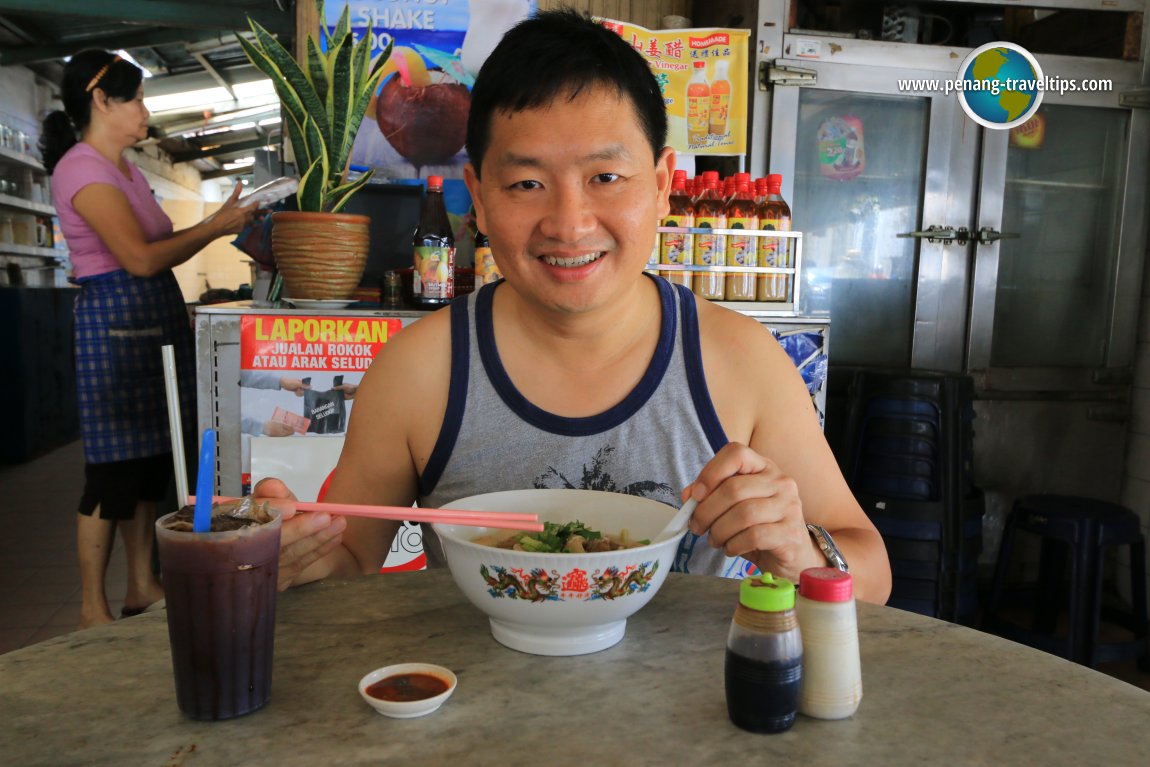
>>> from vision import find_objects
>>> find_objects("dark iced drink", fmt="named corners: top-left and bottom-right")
top-left (156, 500), bottom-right (281, 721)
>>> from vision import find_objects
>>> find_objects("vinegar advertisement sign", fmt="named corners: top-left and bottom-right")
top-left (598, 18), bottom-right (749, 156)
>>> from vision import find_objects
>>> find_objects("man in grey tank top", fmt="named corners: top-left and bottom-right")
top-left (257, 10), bottom-right (892, 604)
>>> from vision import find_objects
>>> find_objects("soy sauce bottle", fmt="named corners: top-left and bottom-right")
top-left (725, 571), bottom-right (803, 734)
top-left (412, 175), bottom-right (455, 306)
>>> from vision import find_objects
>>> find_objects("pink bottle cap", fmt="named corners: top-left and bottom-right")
top-left (799, 567), bottom-right (853, 602)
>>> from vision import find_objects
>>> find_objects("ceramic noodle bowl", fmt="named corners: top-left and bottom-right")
top-left (432, 489), bottom-right (687, 656)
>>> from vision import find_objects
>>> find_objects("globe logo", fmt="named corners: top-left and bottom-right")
top-left (957, 42), bottom-right (1044, 130)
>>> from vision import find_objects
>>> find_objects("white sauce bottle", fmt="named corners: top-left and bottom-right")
top-left (795, 567), bottom-right (862, 719)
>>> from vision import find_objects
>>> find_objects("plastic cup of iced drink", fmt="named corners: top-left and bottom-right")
top-left (155, 499), bottom-right (281, 720)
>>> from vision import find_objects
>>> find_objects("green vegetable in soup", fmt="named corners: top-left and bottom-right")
top-left (477, 520), bottom-right (650, 553)
top-left (517, 521), bottom-right (601, 553)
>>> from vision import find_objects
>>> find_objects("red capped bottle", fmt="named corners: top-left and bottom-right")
top-left (659, 169), bottom-right (694, 287)
top-left (724, 178), bottom-right (758, 301)
top-left (413, 175), bottom-right (455, 306)
top-left (756, 173), bottom-right (792, 302)
top-left (795, 567), bottom-right (862, 719)
top-left (693, 170), bottom-right (726, 301)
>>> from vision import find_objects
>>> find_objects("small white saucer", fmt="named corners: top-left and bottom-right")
top-left (358, 663), bottom-right (457, 719)
top-left (287, 298), bottom-right (355, 309)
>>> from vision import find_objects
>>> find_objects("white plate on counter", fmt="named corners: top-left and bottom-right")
top-left (286, 298), bottom-right (356, 309)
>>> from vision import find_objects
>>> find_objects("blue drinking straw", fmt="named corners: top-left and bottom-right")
top-left (193, 428), bottom-right (216, 533)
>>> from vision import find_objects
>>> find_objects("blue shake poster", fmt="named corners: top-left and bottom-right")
top-left (329, 0), bottom-right (536, 183)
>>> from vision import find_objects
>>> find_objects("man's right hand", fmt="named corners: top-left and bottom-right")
top-left (252, 477), bottom-right (347, 591)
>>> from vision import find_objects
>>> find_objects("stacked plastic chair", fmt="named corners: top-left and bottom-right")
top-left (829, 368), bottom-right (983, 623)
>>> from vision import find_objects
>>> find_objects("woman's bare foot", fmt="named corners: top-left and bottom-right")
top-left (78, 610), bottom-right (115, 630)
top-left (121, 581), bottom-right (165, 617)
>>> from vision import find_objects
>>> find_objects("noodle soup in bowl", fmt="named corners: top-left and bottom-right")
top-left (432, 489), bottom-right (687, 656)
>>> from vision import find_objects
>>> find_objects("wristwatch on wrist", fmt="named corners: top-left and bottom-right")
top-left (807, 524), bottom-right (849, 572)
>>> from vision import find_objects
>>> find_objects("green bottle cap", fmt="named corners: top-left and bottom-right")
top-left (739, 571), bottom-right (796, 612)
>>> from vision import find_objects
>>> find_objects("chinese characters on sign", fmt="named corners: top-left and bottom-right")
top-left (598, 18), bottom-right (749, 155)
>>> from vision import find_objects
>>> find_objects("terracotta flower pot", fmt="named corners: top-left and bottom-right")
top-left (271, 211), bottom-right (371, 300)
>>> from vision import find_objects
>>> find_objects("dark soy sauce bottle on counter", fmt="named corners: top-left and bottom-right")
top-left (412, 175), bottom-right (455, 307)
top-left (725, 571), bottom-right (803, 734)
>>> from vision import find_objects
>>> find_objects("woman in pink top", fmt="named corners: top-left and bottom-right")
top-left (40, 50), bottom-right (257, 628)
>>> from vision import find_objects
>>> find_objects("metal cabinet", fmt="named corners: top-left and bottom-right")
top-left (752, 5), bottom-right (1150, 555)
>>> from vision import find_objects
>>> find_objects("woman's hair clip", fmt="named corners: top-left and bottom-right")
top-left (85, 54), bottom-right (122, 93)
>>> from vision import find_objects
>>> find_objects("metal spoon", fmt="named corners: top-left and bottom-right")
top-left (654, 497), bottom-right (698, 543)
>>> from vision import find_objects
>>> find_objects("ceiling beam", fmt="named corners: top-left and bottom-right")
top-left (0, 27), bottom-right (227, 66)
top-left (154, 103), bottom-right (278, 137)
top-left (169, 135), bottom-right (273, 163)
top-left (192, 51), bottom-right (236, 100)
top-left (0, 12), bottom-right (38, 43)
top-left (201, 165), bottom-right (252, 180)
top-left (0, 1), bottom-right (292, 37)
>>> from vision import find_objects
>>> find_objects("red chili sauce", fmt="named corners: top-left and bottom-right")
top-left (366, 673), bottom-right (449, 702)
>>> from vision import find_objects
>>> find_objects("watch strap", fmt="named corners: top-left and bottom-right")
top-left (807, 523), bottom-right (849, 572)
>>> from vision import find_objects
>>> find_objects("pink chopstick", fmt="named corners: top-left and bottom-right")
top-left (190, 495), bottom-right (544, 531)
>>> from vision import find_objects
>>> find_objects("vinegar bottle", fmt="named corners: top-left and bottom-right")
top-left (412, 175), bottom-right (455, 306)
top-left (686, 61), bottom-right (710, 149)
top-left (754, 177), bottom-right (768, 204)
top-left (795, 568), bottom-right (862, 720)
top-left (756, 173), bottom-right (792, 302)
top-left (693, 171), bottom-right (726, 300)
top-left (659, 169), bottom-right (694, 287)
top-left (709, 59), bottom-right (731, 137)
top-left (724, 178), bottom-right (758, 301)
top-left (725, 571), bottom-right (803, 734)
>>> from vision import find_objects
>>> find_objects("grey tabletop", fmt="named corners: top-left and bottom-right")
top-left (3, 570), bottom-right (1148, 766)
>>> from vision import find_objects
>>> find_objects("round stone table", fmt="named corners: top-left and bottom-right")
top-left (2, 571), bottom-right (1148, 766)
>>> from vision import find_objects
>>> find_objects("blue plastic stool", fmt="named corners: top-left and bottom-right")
top-left (984, 495), bottom-right (1149, 667)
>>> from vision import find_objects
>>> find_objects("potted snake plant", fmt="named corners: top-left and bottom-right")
top-left (239, 0), bottom-right (392, 299)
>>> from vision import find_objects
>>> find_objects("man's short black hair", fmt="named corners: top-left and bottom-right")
top-left (465, 8), bottom-right (668, 177)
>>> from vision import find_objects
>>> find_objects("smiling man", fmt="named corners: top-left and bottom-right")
top-left (261, 9), bottom-right (891, 603)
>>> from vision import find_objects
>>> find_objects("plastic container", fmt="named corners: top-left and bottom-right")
top-left (725, 571), bottom-right (803, 734)
top-left (795, 567), bottom-right (862, 719)
top-left (238, 176), bottom-right (299, 209)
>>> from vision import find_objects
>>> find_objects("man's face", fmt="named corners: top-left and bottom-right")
top-left (464, 85), bottom-right (673, 315)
